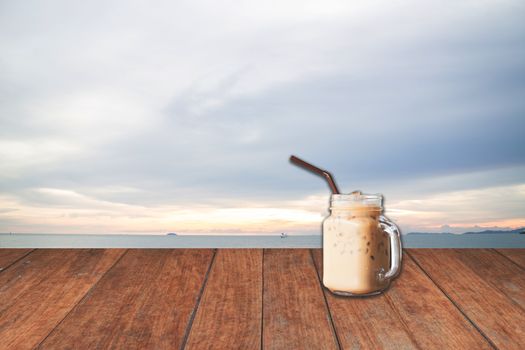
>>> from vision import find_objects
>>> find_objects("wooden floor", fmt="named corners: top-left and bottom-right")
top-left (0, 249), bottom-right (524, 349)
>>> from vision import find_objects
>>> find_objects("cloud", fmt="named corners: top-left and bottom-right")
top-left (0, 0), bottom-right (524, 233)
top-left (386, 183), bottom-right (525, 232)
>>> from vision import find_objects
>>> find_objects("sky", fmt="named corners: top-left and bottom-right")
top-left (1, 0), bottom-right (524, 235)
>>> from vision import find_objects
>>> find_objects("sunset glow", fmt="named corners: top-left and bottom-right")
top-left (1, 180), bottom-right (523, 234)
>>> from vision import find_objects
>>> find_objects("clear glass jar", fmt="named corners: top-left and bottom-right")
top-left (322, 192), bottom-right (402, 296)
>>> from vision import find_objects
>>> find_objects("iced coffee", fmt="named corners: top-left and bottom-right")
top-left (323, 192), bottom-right (401, 296)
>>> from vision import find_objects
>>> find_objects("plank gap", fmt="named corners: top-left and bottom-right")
top-left (0, 249), bottom-right (125, 349)
top-left (311, 249), bottom-right (420, 349)
top-left (179, 248), bottom-right (217, 350)
top-left (35, 249), bottom-right (129, 349)
top-left (262, 249), bottom-right (339, 349)
top-left (38, 250), bottom-right (214, 349)
top-left (0, 249), bottom-right (35, 273)
top-left (184, 249), bottom-right (262, 349)
top-left (383, 292), bottom-right (423, 350)
top-left (405, 250), bottom-right (497, 350)
top-left (309, 249), bottom-right (342, 350)
top-left (492, 249), bottom-right (525, 271)
top-left (260, 249), bottom-right (264, 350)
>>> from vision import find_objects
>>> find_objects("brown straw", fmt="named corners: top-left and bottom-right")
top-left (290, 155), bottom-right (340, 194)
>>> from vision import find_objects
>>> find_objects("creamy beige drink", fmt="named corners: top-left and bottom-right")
top-left (323, 193), bottom-right (398, 296)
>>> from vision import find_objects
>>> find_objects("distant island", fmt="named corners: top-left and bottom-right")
top-left (406, 228), bottom-right (525, 235)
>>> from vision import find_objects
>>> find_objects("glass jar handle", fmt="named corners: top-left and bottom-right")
top-left (378, 215), bottom-right (402, 281)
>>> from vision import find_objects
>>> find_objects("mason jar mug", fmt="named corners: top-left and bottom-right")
top-left (322, 192), bottom-right (402, 296)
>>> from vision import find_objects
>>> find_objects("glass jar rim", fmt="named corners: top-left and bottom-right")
top-left (330, 191), bottom-right (383, 209)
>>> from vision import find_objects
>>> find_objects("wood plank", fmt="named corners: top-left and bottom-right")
top-left (409, 249), bottom-right (525, 349)
top-left (0, 249), bottom-right (32, 271)
top-left (311, 249), bottom-right (418, 349)
top-left (185, 249), bottom-right (262, 349)
top-left (386, 252), bottom-right (491, 349)
top-left (0, 249), bottom-right (125, 350)
top-left (447, 249), bottom-right (525, 309)
top-left (39, 249), bottom-right (214, 350)
top-left (263, 249), bottom-right (339, 350)
top-left (496, 249), bottom-right (525, 269)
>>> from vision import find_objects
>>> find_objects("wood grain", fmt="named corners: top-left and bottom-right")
top-left (446, 249), bottom-right (525, 309)
top-left (0, 248), bottom-right (523, 348)
top-left (0, 249), bottom-right (124, 350)
top-left (39, 249), bottom-right (213, 350)
top-left (0, 249), bottom-right (32, 271)
top-left (409, 249), bottom-right (525, 349)
top-left (185, 249), bottom-right (262, 349)
top-left (496, 249), bottom-right (525, 269)
top-left (311, 249), bottom-right (418, 349)
top-left (263, 249), bottom-right (339, 350)
top-left (387, 252), bottom-right (492, 349)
